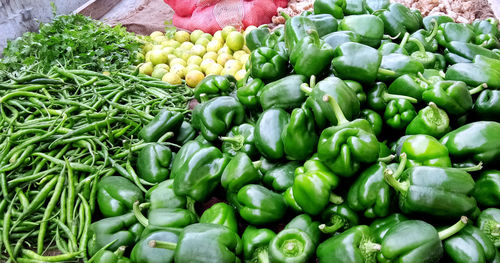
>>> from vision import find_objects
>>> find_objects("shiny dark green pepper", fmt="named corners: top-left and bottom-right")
top-left (405, 102), bottom-right (450, 138)
top-left (220, 123), bottom-right (258, 160)
top-left (136, 143), bottom-right (172, 184)
top-left (146, 179), bottom-right (185, 210)
top-left (138, 109), bottom-right (183, 142)
top-left (307, 14), bottom-right (338, 37)
top-left (97, 176), bottom-right (144, 217)
top-left (339, 14), bottom-right (384, 47)
top-left (319, 203), bottom-right (359, 234)
top-left (383, 98), bottom-right (417, 130)
top-left (194, 75), bottom-right (235, 102)
top-left (285, 214), bottom-right (321, 246)
top-left (242, 226), bottom-right (276, 261)
top-left (221, 152), bottom-right (261, 193)
top-left (344, 80), bottom-right (366, 106)
top-left (377, 53), bottom-right (424, 82)
top-left (290, 30), bottom-right (334, 77)
top-left (236, 184), bottom-right (286, 225)
top-left (282, 106), bottom-right (318, 161)
top-left (173, 121), bottom-right (196, 146)
top-left (254, 108), bottom-right (290, 160)
top-left (331, 42), bottom-right (382, 84)
top-left (259, 75), bottom-right (307, 111)
top-left (422, 80), bottom-right (474, 117)
top-left (249, 47), bottom-right (287, 81)
top-left (367, 82), bottom-right (418, 112)
top-left (370, 213), bottom-right (408, 242)
top-left (476, 208), bottom-right (500, 247)
top-left (236, 78), bottom-right (264, 110)
top-left (262, 161), bottom-right (300, 192)
top-left (444, 225), bottom-right (497, 263)
top-left (313, 0), bottom-right (346, 19)
top-left (436, 22), bottom-right (475, 47)
top-left (93, 247), bottom-right (130, 263)
top-left (245, 25), bottom-right (270, 51)
top-left (199, 202), bottom-right (238, 233)
top-left (376, 3), bottom-right (422, 38)
top-left (361, 109), bottom-right (383, 137)
top-left (269, 228), bottom-right (314, 263)
top-left (322, 31), bottom-right (362, 50)
top-left (282, 12), bottom-right (317, 51)
top-left (474, 90), bottom-right (500, 121)
top-left (473, 170), bottom-right (500, 207)
top-left (131, 229), bottom-right (179, 263)
top-left (396, 134), bottom-right (451, 167)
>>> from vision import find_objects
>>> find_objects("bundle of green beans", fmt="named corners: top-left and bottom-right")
top-left (0, 67), bottom-right (193, 262)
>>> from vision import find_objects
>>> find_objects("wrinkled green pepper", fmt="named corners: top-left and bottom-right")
top-left (405, 102), bottom-right (450, 138)
top-left (245, 25), bottom-right (270, 51)
top-left (331, 42), bottom-right (382, 84)
top-left (370, 213), bottom-right (408, 242)
top-left (269, 229), bottom-right (314, 263)
top-left (282, 12), bottom-right (317, 51)
top-left (263, 161), bottom-right (300, 192)
top-left (313, 0), bottom-right (346, 19)
top-left (376, 3), bottom-right (422, 38)
top-left (396, 134), bottom-right (451, 167)
top-left (444, 225), bottom-right (497, 263)
top-left (236, 78), bottom-right (264, 109)
top-left (97, 176), bottom-right (144, 218)
top-left (319, 203), bottom-right (359, 234)
top-left (361, 109), bottom-right (383, 137)
top-left (476, 208), bottom-right (500, 247)
top-left (383, 98), bottom-right (417, 130)
top-left (220, 123), bottom-right (258, 160)
top-left (422, 80), bottom-right (474, 117)
top-left (249, 47), bottom-right (287, 81)
top-left (285, 214), bottom-right (321, 246)
top-left (136, 144), bottom-right (172, 184)
top-left (367, 82), bottom-right (418, 112)
top-left (339, 14), bottom-right (384, 47)
top-left (322, 31), bottom-right (361, 50)
top-left (194, 75), bottom-right (235, 102)
top-left (242, 226), bottom-right (276, 261)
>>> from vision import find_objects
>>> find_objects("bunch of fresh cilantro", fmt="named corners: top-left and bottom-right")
top-left (1, 14), bottom-right (143, 73)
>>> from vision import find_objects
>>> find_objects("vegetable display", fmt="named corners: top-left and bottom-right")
top-left (2, 1), bottom-right (500, 262)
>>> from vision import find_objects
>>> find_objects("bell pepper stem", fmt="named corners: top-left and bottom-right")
top-left (438, 216), bottom-right (468, 240)
top-left (329, 192), bottom-right (344, 204)
top-left (394, 153), bottom-right (407, 180)
top-left (157, 131), bottom-right (174, 143)
top-left (382, 92), bottom-right (418, 104)
top-left (399, 32), bottom-right (410, 48)
top-left (186, 197), bottom-right (199, 220)
top-left (378, 154), bottom-right (396, 163)
top-left (307, 30), bottom-right (321, 46)
top-left (149, 240), bottom-right (177, 250)
top-left (199, 93), bottom-right (209, 103)
top-left (408, 37), bottom-right (426, 53)
top-left (133, 201), bottom-right (149, 227)
top-left (468, 83), bottom-right (488, 95)
top-left (300, 83), bottom-right (313, 95)
top-left (252, 160), bottom-right (262, 170)
top-left (280, 12), bottom-right (291, 21)
top-left (219, 135), bottom-right (245, 151)
top-left (377, 68), bottom-right (397, 77)
top-left (256, 248), bottom-right (271, 263)
top-left (383, 32), bottom-right (401, 40)
top-left (322, 95), bottom-right (349, 125)
top-left (457, 162), bottom-right (483, 172)
top-left (282, 240), bottom-right (302, 256)
top-left (113, 246), bottom-right (126, 257)
top-left (360, 241), bottom-right (382, 254)
top-left (319, 215), bottom-right (345, 234)
top-left (384, 168), bottom-right (409, 193)
top-left (425, 19), bottom-right (439, 43)
top-left (310, 75), bottom-right (316, 89)
top-left (417, 71), bottom-right (431, 85)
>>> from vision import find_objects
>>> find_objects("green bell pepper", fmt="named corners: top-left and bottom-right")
top-left (93, 246), bottom-right (130, 263)
top-left (344, 80), bottom-right (366, 106)
top-left (405, 20), bottom-right (439, 53)
top-left (194, 75), bottom-right (235, 102)
top-left (408, 38), bottom-right (439, 69)
top-left (283, 186), bottom-right (303, 213)
top-left (236, 78), bottom-right (264, 110)
top-left (221, 152), bottom-right (261, 193)
top-left (249, 47), bottom-right (288, 81)
top-left (199, 202), bottom-right (238, 233)
top-left (282, 106), bottom-right (318, 161)
top-left (138, 109), bottom-right (183, 142)
top-left (421, 80), bottom-right (474, 117)
top-left (282, 12), bottom-right (317, 51)
top-left (131, 229), bottom-right (179, 263)
top-left (380, 217), bottom-right (468, 262)
top-left (313, 0), bottom-right (346, 19)
top-left (319, 203), bottom-right (359, 234)
top-left (245, 25), bottom-right (270, 51)
top-left (133, 203), bottom-right (196, 229)
top-left (292, 159), bottom-right (340, 215)
top-left (367, 81), bottom-right (418, 112)
top-left (285, 214), bottom-right (321, 246)
top-left (472, 18), bottom-right (500, 37)
top-left (384, 165), bottom-right (477, 219)
top-left (316, 225), bottom-right (381, 263)
top-left (307, 14), bottom-right (338, 37)
top-left (339, 15), bottom-right (384, 47)
top-left (254, 108), bottom-right (290, 160)
top-left (473, 170), bottom-right (500, 206)
top-left (383, 98), bottom-right (417, 130)
top-left (376, 3), bottom-right (422, 38)
top-left (331, 42), bottom-right (382, 84)
top-left (446, 41), bottom-right (500, 61)
top-left (397, 134), bottom-right (451, 167)
top-left (317, 95), bottom-right (380, 177)
top-left (269, 229), bottom-right (314, 263)
top-left (369, 213), bottom-right (408, 242)
top-left (171, 140), bottom-right (230, 201)
top-left (262, 161), bottom-right (300, 192)
top-left (405, 102), bottom-right (450, 138)
top-left (259, 75), bottom-right (307, 111)
top-left (444, 225), bottom-right (497, 263)
top-left (361, 109), bottom-right (383, 137)
top-left (345, 0), bottom-right (368, 15)
top-left (440, 121), bottom-right (500, 165)
top-left (304, 76), bottom-right (360, 129)
top-left (322, 31), bottom-right (362, 50)
top-left (436, 22), bottom-right (475, 47)
top-left (377, 53), bottom-right (424, 82)
top-left (136, 143), bottom-right (172, 184)
top-left (423, 15), bottom-right (454, 31)
top-left (173, 121), bottom-right (196, 146)
top-left (97, 176), bottom-right (144, 217)
top-left (87, 213), bottom-right (144, 256)
top-left (146, 179), bottom-right (185, 210)
top-left (474, 90), bottom-right (500, 121)
top-left (192, 96), bottom-right (245, 141)
top-left (445, 59), bottom-right (500, 89)
top-left (220, 123), bottom-right (258, 160)
top-left (476, 208), bottom-right (500, 247)
top-left (236, 184), bottom-right (286, 225)
top-left (242, 226), bottom-right (276, 261)
top-left (290, 30), bottom-right (334, 77)
top-left (388, 74), bottom-right (429, 101)
top-left (365, 0), bottom-right (389, 12)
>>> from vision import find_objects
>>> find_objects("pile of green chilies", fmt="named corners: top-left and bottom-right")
top-left (0, 68), bottom-right (193, 262)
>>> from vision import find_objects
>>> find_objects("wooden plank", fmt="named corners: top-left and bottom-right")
top-left (74, 0), bottom-right (121, 19)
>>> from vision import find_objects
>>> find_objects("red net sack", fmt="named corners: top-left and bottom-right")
top-left (165, 0), bottom-right (288, 34)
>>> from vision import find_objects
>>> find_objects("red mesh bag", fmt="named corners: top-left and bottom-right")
top-left (165, 0), bottom-right (288, 34)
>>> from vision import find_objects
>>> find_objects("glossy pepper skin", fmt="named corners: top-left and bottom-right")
top-left (440, 121), bottom-right (500, 165)
top-left (173, 121), bottom-right (196, 146)
top-left (377, 53), bottom-right (424, 82)
top-left (282, 106), bottom-right (318, 161)
top-left (249, 47), bottom-right (287, 82)
top-left (476, 208), bottom-right (500, 247)
top-left (192, 96), bottom-right (245, 141)
top-left (263, 161), bottom-right (300, 192)
top-left (173, 223), bottom-right (242, 263)
top-left (242, 226), bottom-right (276, 261)
top-left (396, 135), bottom-right (451, 167)
top-left (290, 30), bottom-right (334, 77)
top-left (445, 62), bottom-right (500, 89)
top-left (405, 102), bottom-right (450, 138)
top-left (93, 247), bottom-right (130, 263)
top-left (199, 203), bottom-right (238, 233)
top-left (316, 225), bottom-right (381, 263)
top-left (305, 14), bottom-right (338, 37)
top-left (344, 80), bottom-right (366, 106)
top-left (361, 109), bottom-right (383, 137)
top-left (220, 123), bottom-right (258, 160)
top-left (347, 162), bottom-right (399, 218)
top-left (423, 15), bottom-right (454, 31)
top-left (388, 74), bottom-right (429, 102)
top-left (304, 76), bottom-right (360, 129)
top-left (138, 109), bottom-right (183, 142)
top-left (259, 75), bottom-right (307, 111)
top-left (383, 98), bottom-right (417, 130)
top-left (221, 152), bottom-right (261, 193)
top-left (285, 214), bottom-right (321, 246)
top-left (171, 140), bottom-right (230, 202)
top-left (236, 78), bottom-right (264, 110)
top-left (245, 25), bottom-right (270, 51)
top-left (131, 229), bottom-right (179, 263)
top-left (194, 75), bottom-right (235, 102)
top-left (87, 213), bottom-right (144, 256)
top-left (146, 179), bottom-right (185, 210)
top-left (474, 90), bottom-right (500, 121)
top-left (444, 225), bottom-right (496, 263)
top-left (376, 3), bottom-right (422, 38)
top-left (313, 0), bottom-right (346, 19)
top-left (369, 213), bottom-right (408, 242)
top-left (136, 144), bottom-right (172, 184)
top-left (473, 170), bottom-right (500, 206)
top-left (97, 176), bottom-right (144, 218)
top-left (269, 229), bottom-right (314, 263)
top-left (422, 80), bottom-right (473, 117)
top-left (339, 15), bottom-right (385, 47)
top-left (282, 12), bottom-right (317, 51)
top-left (144, 208), bottom-right (197, 228)
top-left (331, 42), bottom-right (382, 84)
top-left (322, 31), bottom-right (361, 50)
top-left (436, 22), bottom-right (475, 47)
top-left (254, 108), bottom-right (290, 160)
top-left (365, 0), bottom-right (390, 12)
top-left (292, 159), bottom-right (340, 215)
top-left (405, 21), bottom-right (439, 53)
top-left (385, 166), bottom-right (477, 220)
top-left (473, 19), bottom-right (500, 49)
top-left (318, 95), bottom-right (379, 177)
top-left (367, 82), bottom-right (418, 112)
top-left (236, 184), bottom-right (286, 225)
top-left (319, 204), bottom-right (360, 234)
top-left (446, 41), bottom-right (500, 61)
